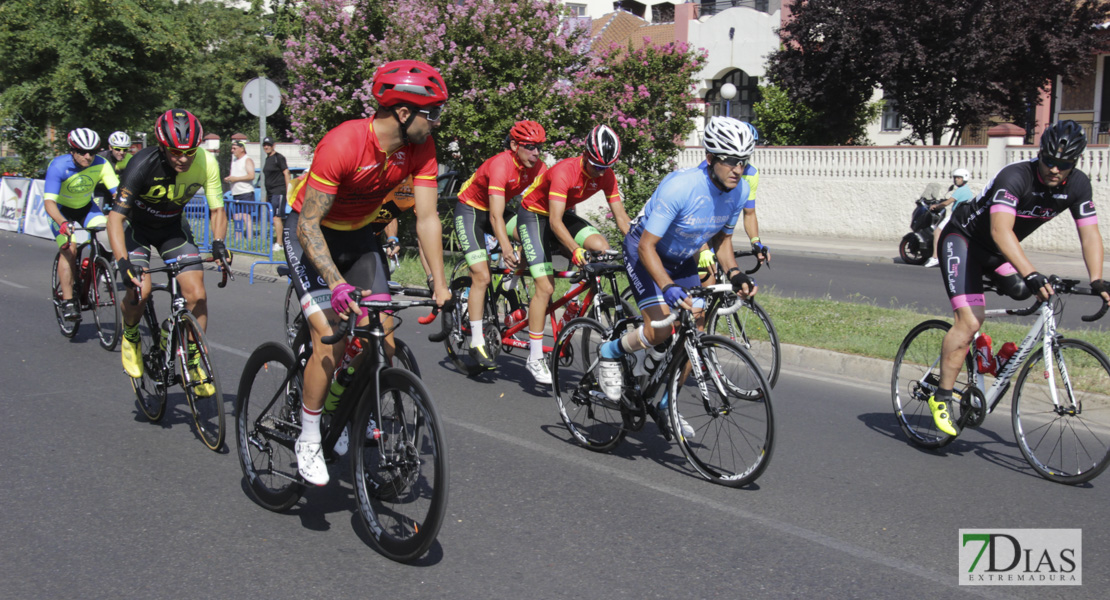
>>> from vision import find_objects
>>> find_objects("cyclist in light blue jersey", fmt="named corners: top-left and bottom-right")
top-left (595, 117), bottom-right (758, 435)
top-left (44, 128), bottom-right (119, 320)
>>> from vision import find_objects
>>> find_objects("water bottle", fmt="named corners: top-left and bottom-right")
top-left (995, 342), bottom-right (1018, 373)
top-left (504, 308), bottom-right (526, 329)
top-left (324, 338), bottom-right (362, 413)
top-left (560, 300), bottom-right (580, 327)
top-left (159, 318), bottom-right (172, 351)
top-left (974, 334), bottom-right (995, 375)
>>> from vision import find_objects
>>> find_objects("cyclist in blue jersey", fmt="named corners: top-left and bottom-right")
top-left (698, 121), bottom-right (768, 279)
top-left (44, 128), bottom-right (119, 321)
top-left (595, 116), bottom-right (757, 437)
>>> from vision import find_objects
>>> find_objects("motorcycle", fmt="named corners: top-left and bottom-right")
top-left (898, 183), bottom-right (946, 266)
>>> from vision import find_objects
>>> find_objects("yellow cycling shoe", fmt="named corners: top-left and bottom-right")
top-left (187, 353), bottom-right (216, 397)
top-left (928, 395), bottom-right (960, 437)
top-left (121, 335), bottom-right (143, 378)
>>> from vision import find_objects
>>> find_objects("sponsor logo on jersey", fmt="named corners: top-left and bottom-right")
top-left (68, 174), bottom-right (96, 195)
top-left (993, 189), bottom-right (1019, 207)
top-left (1079, 200), bottom-right (1096, 217)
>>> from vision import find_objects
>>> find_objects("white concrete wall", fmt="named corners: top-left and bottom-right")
top-left (689, 8), bottom-right (781, 95)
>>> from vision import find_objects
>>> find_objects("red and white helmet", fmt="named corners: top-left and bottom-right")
top-left (584, 124), bottom-right (620, 167)
top-left (154, 109), bottom-right (204, 150)
top-left (67, 128), bottom-right (100, 152)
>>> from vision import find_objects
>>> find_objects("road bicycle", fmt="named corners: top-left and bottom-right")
top-left (130, 256), bottom-right (231, 451)
top-left (430, 249), bottom-right (635, 376)
top-left (892, 276), bottom-right (1110, 484)
top-left (235, 288), bottom-right (447, 562)
top-left (50, 224), bottom-right (120, 350)
top-left (552, 283), bottom-right (774, 487)
top-left (701, 249), bottom-right (781, 388)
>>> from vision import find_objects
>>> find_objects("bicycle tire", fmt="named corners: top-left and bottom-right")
top-left (235, 341), bottom-right (306, 511)
top-left (350, 367), bottom-right (448, 562)
top-left (707, 297), bottom-right (781, 388)
top-left (283, 281), bottom-right (298, 346)
top-left (1012, 338), bottom-right (1110, 485)
top-left (132, 305), bottom-right (167, 422)
top-left (176, 311), bottom-right (225, 451)
top-left (551, 317), bottom-right (627, 452)
top-left (670, 335), bottom-right (774, 487)
top-left (391, 337), bottom-right (421, 377)
top-left (51, 250), bottom-right (79, 338)
top-left (90, 256), bottom-right (121, 350)
top-left (891, 319), bottom-right (975, 449)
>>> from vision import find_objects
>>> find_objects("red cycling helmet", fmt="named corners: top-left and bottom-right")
top-left (371, 60), bottom-right (449, 108)
top-left (509, 120), bottom-right (546, 144)
top-left (584, 124), bottom-right (620, 167)
top-left (154, 109), bottom-right (204, 150)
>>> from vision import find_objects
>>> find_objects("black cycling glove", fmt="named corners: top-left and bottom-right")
top-left (1023, 271), bottom-right (1049, 293)
top-left (211, 239), bottom-right (232, 264)
top-left (729, 270), bottom-right (754, 292)
top-left (1090, 279), bottom-right (1109, 296)
top-left (117, 258), bottom-right (144, 287)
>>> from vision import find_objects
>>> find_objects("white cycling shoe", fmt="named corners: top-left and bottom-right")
top-left (295, 439), bottom-right (330, 486)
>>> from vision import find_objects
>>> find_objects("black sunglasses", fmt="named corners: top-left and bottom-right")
top-left (714, 154), bottom-right (748, 168)
top-left (520, 143), bottom-right (543, 152)
top-left (418, 104), bottom-right (444, 122)
top-left (1040, 154), bottom-right (1076, 171)
top-left (72, 149), bottom-right (95, 156)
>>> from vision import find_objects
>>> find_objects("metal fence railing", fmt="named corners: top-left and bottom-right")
top-left (186, 190), bottom-right (280, 283)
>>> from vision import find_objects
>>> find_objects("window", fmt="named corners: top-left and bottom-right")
top-left (614, 1), bottom-right (646, 19)
top-left (881, 93), bottom-right (902, 132)
top-left (704, 69), bottom-right (760, 123)
top-left (652, 3), bottom-right (675, 22)
top-left (566, 3), bottom-right (587, 17)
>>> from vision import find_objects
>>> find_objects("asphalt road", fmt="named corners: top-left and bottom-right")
top-left (1, 230), bottom-right (1107, 599)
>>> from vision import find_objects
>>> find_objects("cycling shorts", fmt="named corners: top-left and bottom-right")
top-left (268, 194), bottom-right (286, 219)
top-left (516, 208), bottom-right (599, 278)
top-left (938, 225), bottom-right (1028, 310)
top-left (51, 203), bottom-right (107, 248)
top-left (623, 227), bottom-right (701, 311)
top-left (283, 212), bottom-right (389, 319)
top-left (124, 221), bottom-right (202, 274)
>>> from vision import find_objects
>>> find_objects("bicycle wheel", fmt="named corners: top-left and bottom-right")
top-left (491, 284), bottom-right (526, 352)
top-left (132, 307), bottom-right (167, 422)
top-left (176, 311), bottom-right (225, 451)
top-left (51, 250), bottom-right (79, 338)
top-left (1012, 338), bottom-right (1110, 484)
top-left (551, 317), bottom-right (627, 452)
top-left (90, 257), bottom-right (121, 350)
top-left (283, 281), bottom-right (298, 346)
top-left (350, 367), bottom-right (448, 562)
top-left (891, 319), bottom-right (975, 449)
top-left (591, 291), bottom-right (636, 333)
top-left (391, 337), bottom-right (422, 377)
top-left (707, 297), bottom-right (781, 388)
top-left (235, 341), bottom-right (306, 511)
top-left (670, 335), bottom-right (773, 487)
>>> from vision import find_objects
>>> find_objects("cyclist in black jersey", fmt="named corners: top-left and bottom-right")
top-left (108, 109), bottom-right (230, 394)
top-left (929, 120), bottom-right (1110, 436)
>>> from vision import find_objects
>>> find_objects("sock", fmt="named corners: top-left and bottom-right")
top-left (529, 331), bottom-right (544, 361)
top-left (299, 405), bottom-right (322, 443)
top-left (470, 320), bottom-right (483, 347)
top-left (123, 322), bottom-right (140, 342)
top-left (936, 388), bottom-right (953, 403)
top-left (600, 340), bottom-right (624, 359)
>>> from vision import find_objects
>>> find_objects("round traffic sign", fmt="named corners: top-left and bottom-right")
top-left (242, 78), bottom-right (282, 117)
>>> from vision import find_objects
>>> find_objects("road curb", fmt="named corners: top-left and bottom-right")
top-left (779, 342), bottom-right (893, 387)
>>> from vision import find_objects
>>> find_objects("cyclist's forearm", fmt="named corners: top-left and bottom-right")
top-left (1078, 224), bottom-right (1104, 281)
top-left (44, 199), bottom-right (65, 226)
top-left (208, 207), bottom-right (228, 245)
top-left (742, 208), bottom-right (759, 241)
top-left (415, 214), bottom-right (446, 287)
top-left (107, 211), bottom-right (128, 260)
top-left (714, 235), bottom-right (739, 274)
top-left (299, 188), bottom-right (343, 286)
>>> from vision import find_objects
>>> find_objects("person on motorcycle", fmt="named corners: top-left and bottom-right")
top-left (924, 168), bottom-right (974, 268)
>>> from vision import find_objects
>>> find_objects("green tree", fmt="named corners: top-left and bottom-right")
top-left (768, 0), bottom-right (1110, 145)
top-left (753, 83), bottom-right (879, 146)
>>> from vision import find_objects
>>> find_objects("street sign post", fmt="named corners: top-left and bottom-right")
top-left (242, 77), bottom-right (282, 167)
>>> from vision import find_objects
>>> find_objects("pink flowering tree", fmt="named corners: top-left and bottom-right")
top-left (554, 39), bottom-right (706, 218)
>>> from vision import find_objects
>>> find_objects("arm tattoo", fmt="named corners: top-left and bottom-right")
top-left (298, 187), bottom-right (343, 286)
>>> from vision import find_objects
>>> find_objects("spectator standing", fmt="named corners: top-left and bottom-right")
top-left (225, 140), bottom-right (255, 240)
top-left (262, 137), bottom-right (291, 252)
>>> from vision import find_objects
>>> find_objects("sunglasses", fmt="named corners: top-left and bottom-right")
top-left (72, 149), bottom-right (95, 157)
top-left (520, 143), bottom-right (543, 152)
top-left (418, 104), bottom-right (444, 122)
top-left (111, 147), bottom-right (128, 152)
top-left (166, 147), bottom-right (199, 157)
top-left (714, 154), bottom-right (748, 168)
top-left (1040, 155), bottom-right (1075, 171)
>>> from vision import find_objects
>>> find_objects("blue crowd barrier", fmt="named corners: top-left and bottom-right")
top-left (186, 189), bottom-right (285, 282)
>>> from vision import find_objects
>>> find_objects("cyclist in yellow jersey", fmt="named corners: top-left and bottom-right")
top-left (109, 109), bottom-right (229, 394)
top-left (45, 128), bottom-right (119, 320)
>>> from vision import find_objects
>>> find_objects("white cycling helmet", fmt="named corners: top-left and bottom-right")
top-left (108, 131), bottom-right (131, 148)
top-left (67, 128), bottom-right (100, 152)
top-left (952, 168), bottom-right (970, 180)
top-left (703, 116), bottom-right (755, 158)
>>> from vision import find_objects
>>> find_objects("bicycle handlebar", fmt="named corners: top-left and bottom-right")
top-left (127, 256), bottom-right (229, 305)
top-left (321, 288), bottom-right (438, 345)
top-left (649, 283), bottom-right (738, 328)
top-left (990, 275), bottom-right (1110, 322)
top-left (732, 250), bottom-right (765, 275)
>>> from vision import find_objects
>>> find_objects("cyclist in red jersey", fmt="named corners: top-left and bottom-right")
top-left (515, 124), bottom-right (631, 383)
top-left (454, 120), bottom-right (548, 370)
top-left (284, 60), bottom-right (451, 486)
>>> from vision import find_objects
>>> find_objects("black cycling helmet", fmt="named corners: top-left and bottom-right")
top-left (1039, 120), bottom-right (1086, 163)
